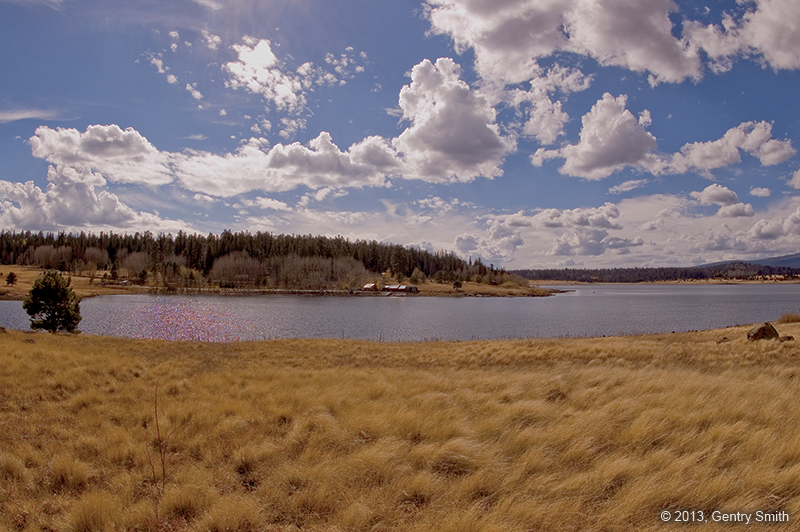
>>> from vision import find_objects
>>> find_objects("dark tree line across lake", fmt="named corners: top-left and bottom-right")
top-left (511, 263), bottom-right (800, 283)
top-left (0, 230), bottom-right (499, 290)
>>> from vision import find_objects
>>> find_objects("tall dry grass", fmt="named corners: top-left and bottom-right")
top-left (1, 323), bottom-right (799, 530)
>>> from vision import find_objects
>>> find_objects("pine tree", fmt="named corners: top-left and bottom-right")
top-left (22, 271), bottom-right (82, 332)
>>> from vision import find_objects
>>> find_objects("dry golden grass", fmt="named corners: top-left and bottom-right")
top-left (0, 266), bottom-right (148, 301)
top-left (2, 324), bottom-right (800, 530)
top-left (777, 313), bottom-right (800, 324)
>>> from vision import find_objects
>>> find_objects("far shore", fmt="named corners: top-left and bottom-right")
top-left (2, 265), bottom-right (798, 302)
top-left (0, 266), bottom-right (555, 301)
top-left (531, 278), bottom-right (800, 286)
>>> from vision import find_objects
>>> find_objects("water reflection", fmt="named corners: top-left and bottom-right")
top-left (1, 284), bottom-right (799, 342)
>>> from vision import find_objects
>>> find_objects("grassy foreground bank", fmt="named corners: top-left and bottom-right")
top-left (2, 325), bottom-right (800, 531)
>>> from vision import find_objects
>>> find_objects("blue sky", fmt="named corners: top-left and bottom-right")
top-left (1, 0), bottom-right (799, 269)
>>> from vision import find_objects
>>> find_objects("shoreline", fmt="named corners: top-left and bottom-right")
top-left (1, 285), bottom-right (562, 301)
top-left (0, 266), bottom-right (558, 301)
top-left (1, 317), bottom-right (796, 348)
top-left (3, 264), bottom-right (798, 302)
top-left (536, 278), bottom-right (800, 285)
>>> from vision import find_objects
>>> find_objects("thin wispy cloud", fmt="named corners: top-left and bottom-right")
top-left (0, 109), bottom-right (58, 123)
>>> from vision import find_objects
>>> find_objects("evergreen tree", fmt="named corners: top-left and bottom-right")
top-left (22, 271), bottom-right (82, 332)
top-left (5, 271), bottom-right (16, 286)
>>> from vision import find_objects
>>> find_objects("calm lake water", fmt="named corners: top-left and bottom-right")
top-left (1, 284), bottom-right (799, 342)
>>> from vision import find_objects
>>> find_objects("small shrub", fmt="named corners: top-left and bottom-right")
top-left (0, 453), bottom-right (27, 483)
top-left (70, 389), bottom-right (103, 410)
top-left (51, 456), bottom-right (90, 493)
top-left (159, 485), bottom-right (211, 520)
top-left (197, 494), bottom-right (261, 532)
top-left (69, 492), bottom-right (118, 532)
top-left (777, 313), bottom-right (800, 324)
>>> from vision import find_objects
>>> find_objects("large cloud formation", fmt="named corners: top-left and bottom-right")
top-left (16, 57), bottom-right (514, 208)
top-left (173, 134), bottom-right (401, 196)
top-left (684, 0), bottom-right (800, 73)
top-left (426, 0), bottom-right (800, 175)
top-left (426, 0), bottom-right (702, 85)
top-left (690, 184), bottom-right (755, 218)
top-left (532, 94), bottom-right (795, 179)
top-left (532, 94), bottom-right (659, 179)
top-left (26, 126), bottom-right (402, 198)
top-left (0, 55), bottom-right (515, 233)
top-left (393, 58), bottom-right (515, 182)
top-left (427, 0), bottom-right (800, 85)
top-left (0, 167), bottom-right (188, 233)
top-left (29, 124), bottom-right (172, 186)
top-left (671, 121), bottom-right (795, 172)
top-left (2, 125), bottom-right (189, 234)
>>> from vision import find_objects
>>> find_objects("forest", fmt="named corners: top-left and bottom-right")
top-left (4, 230), bottom-right (797, 290)
top-left (511, 263), bottom-right (800, 283)
top-left (0, 230), bottom-right (499, 291)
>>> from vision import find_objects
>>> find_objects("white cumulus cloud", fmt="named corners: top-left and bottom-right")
top-left (426, 0), bottom-right (703, 86)
top-left (172, 133), bottom-right (401, 197)
top-left (670, 121), bottom-right (795, 173)
top-left (0, 170), bottom-right (189, 233)
top-left (511, 64), bottom-right (593, 145)
top-left (690, 184), bottom-right (740, 206)
top-left (551, 227), bottom-right (644, 256)
top-left (29, 125), bottom-right (173, 186)
top-left (684, 0), bottom-right (800, 73)
top-left (225, 38), bottom-right (310, 113)
top-left (717, 203), bottom-right (755, 218)
top-left (455, 219), bottom-right (524, 262)
top-left (185, 84), bottom-right (203, 100)
top-left (533, 97), bottom-right (795, 180)
top-left (202, 30), bottom-right (222, 50)
top-left (749, 206), bottom-right (800, 240)
top-left (393, 58), bottom-right (515, 183)
top-left (790, 170), bottom-right (800, 190)
top-left (532, 93), bottom-right (659, 180)
top-left (532, 203), bottom-right (623, 229)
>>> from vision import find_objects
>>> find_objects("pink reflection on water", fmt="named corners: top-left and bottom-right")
top-left (117, 298), bottom-right (247, 342)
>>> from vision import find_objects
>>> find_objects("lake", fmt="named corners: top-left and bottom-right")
top-left (1, 284), bottom-right (799, 342)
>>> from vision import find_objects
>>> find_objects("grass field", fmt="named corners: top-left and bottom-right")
top-left (2, 324), bottom-right (800, 531)
top-left (0, 267), bottom-right (149, 301)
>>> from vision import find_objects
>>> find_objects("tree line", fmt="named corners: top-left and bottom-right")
top-left (511, 262), bottom-right (800, 283)
top-left (0, 230), bottom-right (501, 290)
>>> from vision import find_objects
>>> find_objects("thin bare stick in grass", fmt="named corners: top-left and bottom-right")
top-left (144, 379), bottom-right (184, 522)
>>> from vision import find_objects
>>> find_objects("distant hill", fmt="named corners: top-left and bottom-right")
top-left (511, 261), bottom-right (800, 283)
top-left (703, 252), bottom-right (800, 270)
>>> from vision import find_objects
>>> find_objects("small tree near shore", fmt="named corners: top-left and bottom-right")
top-left (5, 271), bottom-right (16, 286)
top-left (23, 271), bottom-right (82, 332)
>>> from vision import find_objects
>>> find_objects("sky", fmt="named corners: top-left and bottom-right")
top-left (0, 0), bottom-right (799, 269)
